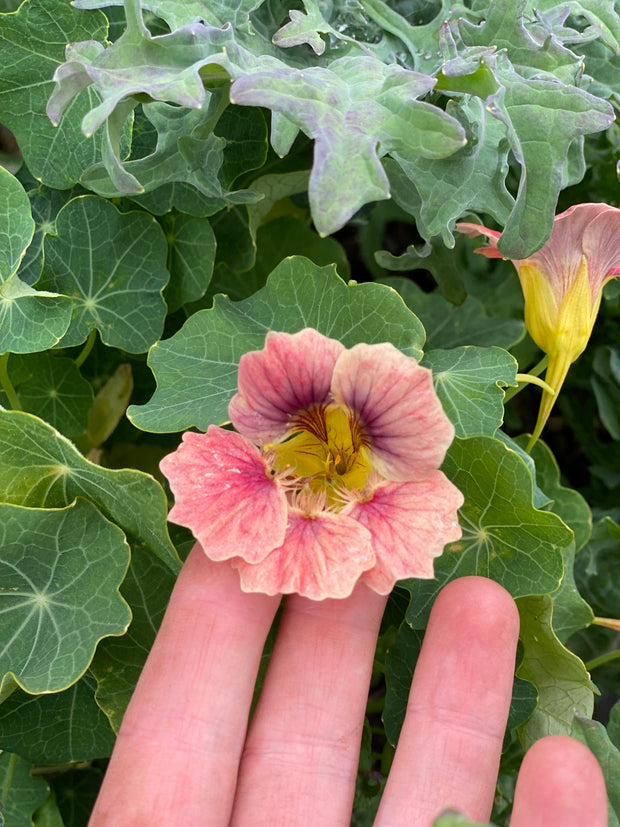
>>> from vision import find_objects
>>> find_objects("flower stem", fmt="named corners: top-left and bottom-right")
top-left (503, 355), bottom-right (549, 403)
top-left (74, 329), bottom-right (97, 369)
top-left (526, 352), bottom-right (572, 453)
top-left (585, 649), bottom-right (620, 672)
top-left (514, 373), bottom-right (555, 395)
top-left (591, 616), bottom-right (620, 633)
top-left (0, 352), bottom-right (21, 410)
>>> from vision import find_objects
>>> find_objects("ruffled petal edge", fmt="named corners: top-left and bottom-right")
top-left (160, 427), bottom-right (288, 563)
top-left (232, 509), bottom-right (375, 600)
top-left (344, 474), bottom-right (463, 594)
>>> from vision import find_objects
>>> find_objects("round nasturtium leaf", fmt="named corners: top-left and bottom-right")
top-left (39, 195), bottom-right (169, 353)
top-left (0, 499), bottom-right (131, 695)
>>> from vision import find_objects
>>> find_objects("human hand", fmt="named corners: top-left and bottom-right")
top-left (88, 544), bottom-right (607, 826)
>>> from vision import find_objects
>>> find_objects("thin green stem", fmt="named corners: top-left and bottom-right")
top-left (585, 649), bottom-right (620, 672)
top-left (1, 752), bottom-right (19, 808)
top-left (74, 329), bottom-right (97, 369)
top-left (0, 352), bottom-right (21, 410)
top-left (503, 354), bottom-right (549, 403)
top-left (514, 373), bottom-right (555, 395)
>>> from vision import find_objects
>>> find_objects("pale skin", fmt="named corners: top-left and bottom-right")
top-left (89, 544), bottom-right (608, 826)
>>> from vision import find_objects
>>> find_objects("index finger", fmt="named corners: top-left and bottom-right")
top-left (88, 544), bottom-right (279, 827)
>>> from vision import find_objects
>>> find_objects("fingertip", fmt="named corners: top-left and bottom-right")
top-left (432, 576), bottom-right (520, 645)
top-left (512, 735), bottom-right (608, 827)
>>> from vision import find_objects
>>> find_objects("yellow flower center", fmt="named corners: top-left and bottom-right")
top-left (267, 404), bottom-right (372, 503)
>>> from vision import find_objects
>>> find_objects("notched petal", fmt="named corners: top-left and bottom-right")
top-left (232, 510), bottom-right (374, 600)
top-left (160, 427), bottom-right (287, 563)
top-left (345, 474), bottom-right (464, 595)
top-left (229, 328), bottom-right (345, 442)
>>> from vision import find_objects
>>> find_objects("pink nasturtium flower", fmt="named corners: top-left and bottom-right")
top-left (458, 203), bottom-right (620, 448)
top-left (160, 328), bottom-right (463, 600)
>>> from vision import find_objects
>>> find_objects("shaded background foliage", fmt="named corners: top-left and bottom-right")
top-left (0, 0), bottom-right (619, 824)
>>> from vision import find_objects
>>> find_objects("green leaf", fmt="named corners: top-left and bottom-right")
top-left (81, 100), bottom-right (260, 205)
top-left (0, 673), bottom-right (115, 764)
top-left (423, 346), bottom-right (518, 438)
top-left (432, 812), bottom-right (491, 827)
top-left (31, 790), bottom-right (66, 827)
top-left (161, 211), bottom-right (216, 312)
top-left (359, 0), bottom-right (452, 73)
top-left (46, 11), bottom-right (231, 139)
top-left (229, 57), bottom-right (466, 235)
top-left (574, 516), bottom-right (620, 619)
top-left (0, 753), bottom-right (48, 827)
top-left (592, 346), bottom-right (620, 440)
top-left (272, 2), bottom-right (333, 55)
top-left (549, 544), bottom-right (594, 643)
top-left (402, 436), bottom-right (571, 629)
top-left (48, 766), bottom-right (103, 827)
top-left (0, 0), bottom-right (107, 188)
top-left (489, 55), bottom-right (614, 258)
top-left (383, 620), bottom-right (423, 745)
top-left (387, 98), bottom-right (514, 248)
top-left (246, 170), bottom-right (311, 244)
top-left (80, 0), bottom-right (264, 31)
top-left (0, 167), bottom-right (34, 280)
top-left (516, 594), bottom-right (593, 744)
top-left (375, 230), bottom-right (468, 305)
top-left (572, 713), bottom-right (620, 827)
top-left (494, 431), bottom-right (551, 510)
top-left (384, 277), bottom-right (525, 350)
top-left (515, 436), bottom-right (592, 552)
top-left (17, 185), bottom-right (80, 288)
top-left (46, 766), bottom-right (103, 827)
top-left (0, 409), bottom-right (180, 574)
top-left (38, 196), bottom-right (169, 353)
top-left (0, 168), bottom-right (72, 354)
top-left (0, 274), bottom-right (73, 355)
top-left (458, 0), bottom-right (583, 81)
top-left (90, 546), bottom-right (175, 733)
top-left (0, 499), bottom-right (131, 695)
top-left (216, 105), bottom-right (268, 186)
top-left (6, 354), bottom-right (93, 438)
top-left (128, 256), bottom-right (425, 432)
top-left (545, 0), bottom-right (620, 58)
top-left (248, 215), bottom-right (350, 290)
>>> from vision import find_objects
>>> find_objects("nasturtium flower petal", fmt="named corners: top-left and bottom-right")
top-left (331, 342), bottom-right (455, 482)
top-left (231, 509), bottom-right (374, 600)
top-left (229, 328), bottom-right (344, 443)
top-left (160, 427), bottom-right (287, 563)
top-left (345, 475), bottom-right (464, 594)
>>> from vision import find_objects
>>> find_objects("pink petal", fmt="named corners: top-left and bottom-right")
top-left (344, 475), bottom-right (464, 595)
top-left (160, 427), bottom-right (287, 563)
top-left (331, 343), bottom-right (455, 482)
top-left (456, 222), bottom-right (504, 258)
top-left (524, 203), bottom-right (612, 299)
top-left (231, 510), bottom-right (375, 600)
top-left (229, 329), bottom-right (345, 443)
top-left (581, 204), bottom-right (620, 293)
